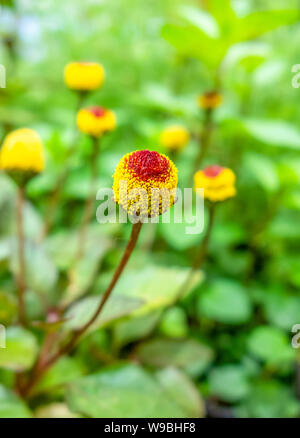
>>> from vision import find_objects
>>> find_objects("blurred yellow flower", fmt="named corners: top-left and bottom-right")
top-left (194, 165), bottom-right (236, 202)
top-left (77, 106), bottom-right (116, 137)
top-left (197, 91), bottom-right (222, 110)
top-left (0, 128), bottom-right (44, 174)
top-left (113, 150), bottom-right (178, 217)
top-left (160, 125), bottom-right (189, 150)
top-left (64, 62), bottom-right (105, 91)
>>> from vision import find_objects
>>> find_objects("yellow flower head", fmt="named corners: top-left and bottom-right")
top-left (64, 62), bottom-right (105, 91)
top-left (194, 165), bottom-right (236, 202)
top-left (160, 125), bottom-right (189, 151)
top-left (113, 150), bottom-right (178, 218)
top-left (197, 91), bottom-right (222, 110)
top-left (77, 106), bottom-right (116, 137)
top-left (0, 128), bottom-right (44, 175)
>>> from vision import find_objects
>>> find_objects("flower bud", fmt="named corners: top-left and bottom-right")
top-left (194, 165), bottom-right (236, 202)
top-left (160, 125), bottom-right (189, 151)
top-left (64, 62), bottom-right (105, 91)
top-left (0, 128), bottom-right (44, 184)
top-left (77, 106), bottom-right (116, 137)
top-left (197, 91), bottom-right (222, 110)
top-left (113, 150), bottom-right (178, 218)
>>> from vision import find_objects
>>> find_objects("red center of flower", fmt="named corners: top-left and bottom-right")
top-left (203, 165), bottom-right (223, 178)
top-left (88, 106), bottom-right (106, 117)
top-left (126, 150), bottom-right (170, 182)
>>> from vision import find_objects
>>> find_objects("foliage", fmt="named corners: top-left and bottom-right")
top-left (0, 0), bottom-right (300, 418)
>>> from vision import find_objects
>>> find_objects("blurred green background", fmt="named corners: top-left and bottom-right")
top-left (0, 0), bottom-right (300, 418)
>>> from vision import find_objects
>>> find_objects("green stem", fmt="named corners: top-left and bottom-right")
top-left (16, 186), bottom-right (27, 326)
top-left (244, 188), bottom-right (284, 283)
top-left (193, 108), bottom-right (213, 176)
top-left (176, 203), bottom-right (216, 301)
top-left (41, 91), bottom-right (88, 239)
top-left (76, 136), bottom-right (100, 259)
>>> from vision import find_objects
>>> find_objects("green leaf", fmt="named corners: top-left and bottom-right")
top-left (179, 5), bottom-right (219, 38)
top-left (45, 131), bottom-right (69, 164)
top-left (23, 202), bottom-right (44, 240)
top-left (224, 42), bottom-right (269, 72)
top-left (0, 327), bottom-right (38, 371)
top-left (46, 226), bottom-right (112, 271)
top-left (198, 278), bottom-right (252, 324)
top-left (230, 10), bottom-right (299, 44)
top-left (262, 290), bottom-right (300, 330)
top-left (46, 226), bottom-right (113, 305)
top-left (66, 363), bottom-right (202, 418)
top-left (211, 222), bottom-right (246, 249)
top-left (0, 238), bottom-right (11, 262)
top-left (241, 118), bottom-right (300, 149)
top-left (159, 307), bottom-right (188, 338)
top-left (113, 311), bottom-right (161, 349)
top-left (0, 292), bottom-right (17, 325)
top-left (135, 338), bottom-right (214, 378)
top-left (268, 212), bottom-right (300, 240)
top-left (35, 403), bottom-right (80, 418)
top-left (283, 190), bottom-right (300, 210)
top-left (106, 266), bottom-right (203, 316)
top-left (0, 175), bottom-right (14, 207)
top-left (243, 152), bottom-right (280, 192)
top-left (161, 24), bottom-right (226, 68)
top-left (253, 59), bottom-right (286, 86)
top-left (159, 208), bottom-right (202, 250)
top-left (247, 326), bottom-right (295, 365)
top-left (0, 385), bottom-right (32, 418)
top-left (208, 365), bottom-right (250, 402)
top-left (61, 231), bottom-right (113, 305)
top-left (0, 0), bottom-right (16, 9)
top-left (64, 171), bottom-right (108, 201)
top-left (25, 290), bottom-right (45, 321)
top-left (281, 256), bottom-right (300, 288)
top-left (207, 0), bottom-right (236, 30)
top-left (65, 295), bottom-right (143, 333)
top-left (277, 159), bottom-right (300, 186)
top-left (236, 380), bottom-right (300, 418)
top-left (10, 240), bottom-right (58, 295)
top-left (137, 84), bottom-right (193, 115)
top-left (214, 248), bottom-right (250, 277)
top-left (45, 231), bottom-right (80, 270)
top-left (25, 243), bottom-right (58, 295)
top-left (156, 367), bottom-right (205, 418)
top-left (34, 357), bottom-right (85, 395)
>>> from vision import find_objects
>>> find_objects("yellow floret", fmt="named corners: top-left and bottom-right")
top-left (113, 150), bottom-right (178, 218)
top-left (194, 166), bottom-right (236, 202)
top-left (0, 128), bottom-right (44, 174)
top-left (77, 108), bottom-right (116, 137)
top-left (197, 91), bottom-right (222, 110)
top-left (64, 62), bottom-right (105, 91)
top-left (160, 125), bottom-right (189, 150)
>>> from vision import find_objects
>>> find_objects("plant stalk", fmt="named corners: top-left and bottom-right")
top-left (41, 91), bottom-right (87, 239)
top-left (193, 108), bottom-right (213, 175)
top-left (21, 221), bottom-right (143, 398)
top-left (76, 136), bottom-right (100, 259)
top-left (176, 203), bottom-right (216, 301)
top-left (16, 186), bottom-right (27, 326)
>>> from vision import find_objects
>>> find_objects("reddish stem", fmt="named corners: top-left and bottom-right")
top-left (20, 221), bottom-right (143, 398)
